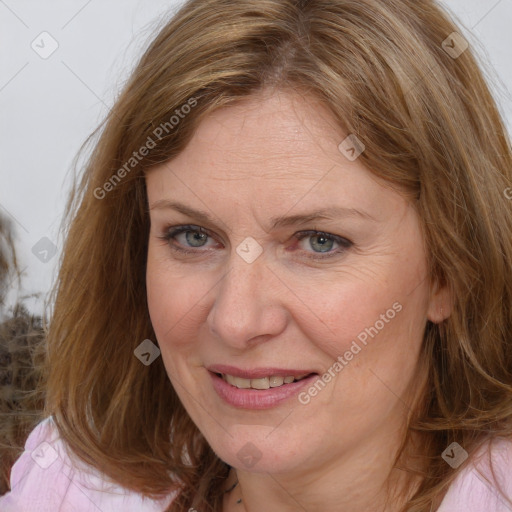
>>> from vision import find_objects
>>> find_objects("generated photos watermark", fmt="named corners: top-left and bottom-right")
top-left (237, 441), bottom-right (263, 469)
top-left (31, 441), bottom-right (59, 469)
top-left (94, 97), bottom-right (198, 200)
top-left (441, 32), bottom-right (468, 59)
top-left (31, 31), bottom-right (59, 60)
top-left (298, 301), bottom-right (403, 405)
top-left (441, 442), bottom-right (468, 469)
top-left (134, 339), bottom-right (161, 366)
top-left (338, 134), bottom-right (365, 161)
top-left (236, 236), bottom-right (264, 264)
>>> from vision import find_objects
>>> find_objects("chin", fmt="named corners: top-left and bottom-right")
top-left (205, 428), bottom-right (311, 474)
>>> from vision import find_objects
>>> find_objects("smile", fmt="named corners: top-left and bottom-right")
top-left (219, 373), bottom-right (311, 390)
top-left (207, 366), bottom-right (319, 409)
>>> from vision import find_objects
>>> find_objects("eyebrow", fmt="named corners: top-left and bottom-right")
top-left (149, 199), bottom-right (376, 230)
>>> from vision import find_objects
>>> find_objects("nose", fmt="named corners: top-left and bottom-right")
top-left (206, 248), bottom-right (287, 349)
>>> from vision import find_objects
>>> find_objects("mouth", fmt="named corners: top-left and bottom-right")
top-left (215, 372), bottom-right (313, 390)
top-left (207, 365), bottom-right (319, 409)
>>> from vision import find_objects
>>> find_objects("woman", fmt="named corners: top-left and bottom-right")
top-left (1, 0), bottom-right (511, 510)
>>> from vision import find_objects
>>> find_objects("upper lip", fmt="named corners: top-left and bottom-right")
top-left (207, 364), bottom-right (318, 379)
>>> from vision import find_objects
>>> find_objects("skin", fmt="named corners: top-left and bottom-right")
top-left (145, 88), bottom-right (451, 512)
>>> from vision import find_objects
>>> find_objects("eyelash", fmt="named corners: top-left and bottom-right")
top-left (157, 224), bottom-right (353, 260)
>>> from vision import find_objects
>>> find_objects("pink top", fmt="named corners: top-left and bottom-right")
top-left (1, 417), bottom-right (511, 511)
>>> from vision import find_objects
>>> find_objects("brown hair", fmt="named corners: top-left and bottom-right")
top-left (43, 0), bottom-right (512, 510)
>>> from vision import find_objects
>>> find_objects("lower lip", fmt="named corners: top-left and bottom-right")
top-left (209, 371), bottom-right (318, 409)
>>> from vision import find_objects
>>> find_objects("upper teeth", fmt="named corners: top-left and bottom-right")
top-left (222, 374), bottom-right (309, 390)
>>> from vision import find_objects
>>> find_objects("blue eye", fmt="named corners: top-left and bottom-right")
top-left (159, 225), bottom-right (215, 253)
top-left (305, 233), bottom-right (334, 252)
top-left (293, 230), bottom-right (352, 259)
top-left (182, 229), bottom-right (208, 247)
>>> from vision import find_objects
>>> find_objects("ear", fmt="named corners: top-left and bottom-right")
top-left (427, 277), bottom-right (453, 324)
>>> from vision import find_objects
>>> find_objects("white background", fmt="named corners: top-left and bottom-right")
top-left (1, 0), bottom-right (511, 316)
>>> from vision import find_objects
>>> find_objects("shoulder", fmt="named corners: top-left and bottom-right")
top-left (437, 436), bottom-right (512, 512)
top-left (0, 417), bottom-right (177, 512)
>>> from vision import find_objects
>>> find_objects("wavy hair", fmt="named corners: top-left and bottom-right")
top-left (43, 0), bottom-right (512, 510)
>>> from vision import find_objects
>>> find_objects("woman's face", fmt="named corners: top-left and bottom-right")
top-left (146, 89), bottom-right (445, 476)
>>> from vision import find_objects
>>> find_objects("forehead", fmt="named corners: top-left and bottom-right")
top-left (146, 89), bottom-right (405, 223)
top-left (178, 89), bottom-right (346, 179)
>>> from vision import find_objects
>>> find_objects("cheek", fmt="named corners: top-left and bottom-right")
top-left (295, 263), bottom-right (428, 365)
top-left (146, 249), bottom-right (213, 349)
top-left (309, 266), bottom-right (429, 417)
top-left (297, 286), bottom-right (428, 439)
